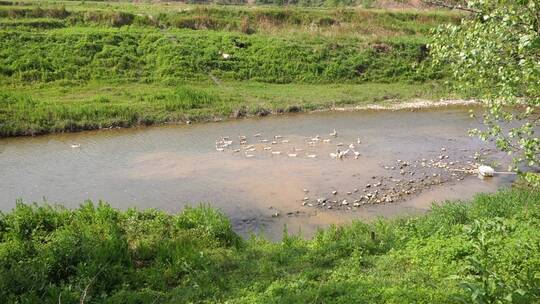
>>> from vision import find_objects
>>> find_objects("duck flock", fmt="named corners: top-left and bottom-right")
top-left (215, 129), bottom-right (362, 160)
top-left (214, 131), bottom-right (502, 214)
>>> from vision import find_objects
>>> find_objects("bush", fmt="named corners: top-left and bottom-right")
top-left (0, 189), bottom-right (539, 303)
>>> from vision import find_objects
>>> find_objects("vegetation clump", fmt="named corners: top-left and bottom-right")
top-left (0, 188), bottom-right (539, 303)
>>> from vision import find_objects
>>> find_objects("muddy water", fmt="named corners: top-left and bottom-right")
top-left (0, 109), bottom-right (514, 240)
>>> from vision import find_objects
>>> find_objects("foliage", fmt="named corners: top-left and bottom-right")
top-left (0, 188), bottom-right (539, 303)
top-left (429, 0), bottom-right (540, 169)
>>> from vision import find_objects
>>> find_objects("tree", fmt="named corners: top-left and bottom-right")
top-left (427, 0), bottom-right (540, 171)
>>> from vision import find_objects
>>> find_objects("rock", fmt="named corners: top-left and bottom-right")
top-left (342, 200), bottom-right (348, 205)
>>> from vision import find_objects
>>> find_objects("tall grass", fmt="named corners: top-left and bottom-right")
top-left (0, 28), bottom-right (440, 84)
top-left (1, 188), bottom-right (539, 303)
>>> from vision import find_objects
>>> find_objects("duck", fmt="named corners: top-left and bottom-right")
top-left (311, 135), bottom-right (321, 142)
top-left (70, 144), bottom-right (81, 148)
top-left (254, 133), bottom-right (261, 137)
top-left (357, 138), bottom-right (361, 145)
top-left (330, 129), bottom-right (337, 137)
top-left (306, 153), bottom-right (317, 158)
top-left (288, 152), bottom-right (298, 157)
top-left (272, 151), bottom-right (282, 155)
top-left (263, 147), bottom-right (272, 151)
top-left (322, 139), bottom-right (331, 143)
top-left (330, 148), bottom-right (341, 159)
top-left (353, 150), bottom-right (360, 159)
top-left (349, 143), bottom-right (355, 149)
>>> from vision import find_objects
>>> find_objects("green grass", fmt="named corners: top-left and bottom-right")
top-left (1, 187), bottom-right (539, 303)
top-left (0, 81), bottom-right (450, 136)
top-left (0, 1), bottom-right (463, 136)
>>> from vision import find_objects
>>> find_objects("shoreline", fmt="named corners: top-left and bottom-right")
top-left (0, 99), bottom-right (479, 139)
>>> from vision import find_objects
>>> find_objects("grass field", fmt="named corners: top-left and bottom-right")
top-left (1, 186), bottom-right (539, 303)
top-left (0, 1), bottom-right (463, 136)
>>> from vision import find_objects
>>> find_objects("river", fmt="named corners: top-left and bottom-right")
top-left (0, 108), bottom-right (515, 240)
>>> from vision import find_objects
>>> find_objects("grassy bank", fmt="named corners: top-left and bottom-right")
top-left (1, 187), bottom-right (539, 303)
top-left (0, 1), bottom-right (462, 137)
top-left (0, 81), bottom-right (449, 136)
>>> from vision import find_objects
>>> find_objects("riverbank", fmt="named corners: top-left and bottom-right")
top-left (0, 1), bottom-right (464, 137)
top-left (1, 81), bottom-right (458, 137)
top-left (1, 186), bottom-right (539, 302)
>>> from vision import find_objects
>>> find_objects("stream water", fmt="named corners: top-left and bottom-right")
top-left (0, 108), bottom-right (515, 240)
